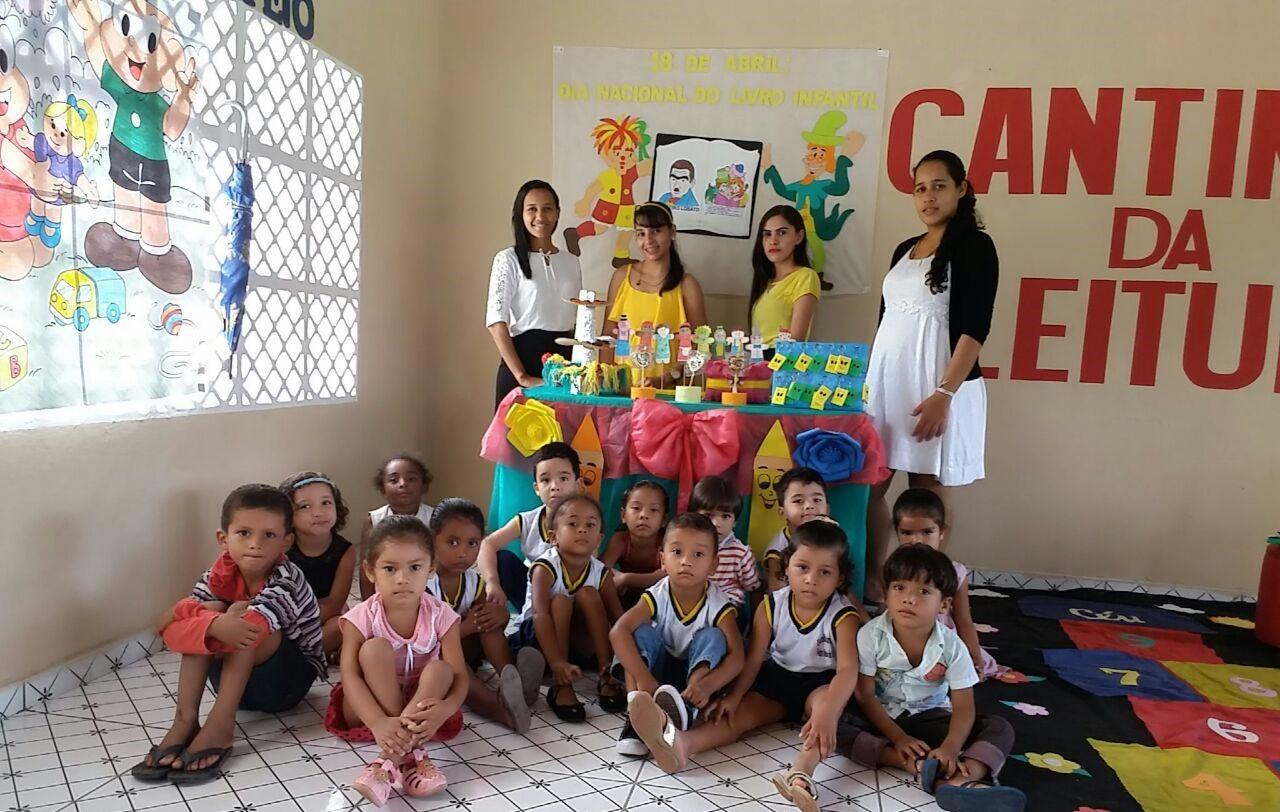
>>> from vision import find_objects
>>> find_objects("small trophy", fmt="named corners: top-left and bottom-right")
top-left (675, 350), bottom-right (707, 404)
top-left (722, 354), bottom-right (749, 406)
top-left (631, 348), bottom-right (656, 400)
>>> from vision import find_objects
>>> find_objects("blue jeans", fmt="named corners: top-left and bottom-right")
top-left (615, 624), bottom-right (727, 688)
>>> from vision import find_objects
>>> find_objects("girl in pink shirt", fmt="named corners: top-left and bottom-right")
top-left (325, 516), bottom-right (466, 806)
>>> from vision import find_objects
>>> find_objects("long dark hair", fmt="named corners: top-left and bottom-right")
top-left (913, 150), bottom-right (983, 295)
top-left (634, 201), bottom-right (684, 293)
top-left (511, 180), bottom-right (560, 280)
top-left (748, 204), bottom-right (811, 323)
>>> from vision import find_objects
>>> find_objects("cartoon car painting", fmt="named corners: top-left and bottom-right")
top-left (49, 267), bottom-right (127, 331)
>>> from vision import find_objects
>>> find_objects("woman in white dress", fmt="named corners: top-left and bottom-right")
top-left (863, 151), bottom-right (999, 602)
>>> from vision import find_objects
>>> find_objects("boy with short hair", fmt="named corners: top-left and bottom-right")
top-left (610, 513), bottom-right (745, 756)
top-left (842, 544), bottom-right (1025, 811)
top-left (477, 441), bottom-right (581, 610)
top-left (135, 484), bottom-right (325, 784)
top-left (689, 475), bottom-right (761, 619)
top-left (763, 467), bottom-right (829, 591)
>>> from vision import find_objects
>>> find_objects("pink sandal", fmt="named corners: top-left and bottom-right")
top-left (401, 747), bottom-right (448, 798)
top-left (352, 757), bottom-right (401, 807)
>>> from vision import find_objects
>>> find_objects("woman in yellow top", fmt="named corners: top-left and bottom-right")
top-left (603, 201), bottom-right (707, 384)
top-left (749, 204), bottom-right (821, 346)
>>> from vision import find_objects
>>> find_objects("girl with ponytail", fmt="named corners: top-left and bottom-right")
top-left (862, 151), bottom-right (999, 602)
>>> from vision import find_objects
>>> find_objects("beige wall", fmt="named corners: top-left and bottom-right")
top-left (6, 0), bottom-right (1277, 685)
top-left (430, 1), bottom-right (1279, 594)
top-left (0, 0), bottom-right (445, 685)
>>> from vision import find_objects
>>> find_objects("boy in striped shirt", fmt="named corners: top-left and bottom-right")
top-left (690, 476), bottom-right (761, 628)
top-left (136, 485), bottom-right (325, 785)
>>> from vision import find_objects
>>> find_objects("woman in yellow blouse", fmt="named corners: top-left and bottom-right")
top-left (749, 205), bottom-right (821, 346)
top-left (603, 201), bottom-right (706, 384)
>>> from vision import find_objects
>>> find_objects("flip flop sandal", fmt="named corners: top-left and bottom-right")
top-left (130, 744), bottom-right (187, 782)
top-left (917, 757), bottom-right (941, 794)
top-left (546, 684), bottom-right (586, 723)
top-left (597, 673), bottom-right (627, 714)
top-left (935, 780), bottom-right (1027, 812)
top-left (771, 768), bottom-right (819, 812)
top-left (400, 748), bottom-right (448, 798)
top-left (169, 746), bottom-right (233, 784)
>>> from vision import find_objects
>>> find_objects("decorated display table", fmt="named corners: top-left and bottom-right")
top-left (480, 386), bottom-right (888, 597)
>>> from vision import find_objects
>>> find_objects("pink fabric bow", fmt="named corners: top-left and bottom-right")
top-left (630, 399), bottom-right (741, 512)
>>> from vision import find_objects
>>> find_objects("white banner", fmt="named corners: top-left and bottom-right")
top-left (553, 46), bottom-right (890, 297)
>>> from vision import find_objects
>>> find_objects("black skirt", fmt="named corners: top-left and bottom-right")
top-left (495, 329), bottom-right (572, 409)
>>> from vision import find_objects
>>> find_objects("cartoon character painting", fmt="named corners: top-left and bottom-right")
top-left (0, 26), bottom-right (57, 282)
top-left (69, 0), bottom-right (201, 294)
top-left (762, 110), bottom-right (865, 291)
top-left (705, 163), bottom-right (750, 209)
top-left (27, 96), bottom-right (100, 249)
top-left (564, 114), bottom-right (653, 268)
top-left (658, 159), bottom-right (699, 211)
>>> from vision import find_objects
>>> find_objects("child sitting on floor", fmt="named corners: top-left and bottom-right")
top-left (763, 467), bottom-right (830, 591)
top-left (281, 471), bottom-right (357, 657)
top-left (610, 513), bottom-right (745, 756)
top-left (601, 479), bottom-right (669, 607)
top-left (327, 516), bottom-right (467, 807)
top-left (359, 453), bottom-right (436, 599)
top-left (689, 475), bottom-right (761, 624)
top-left (509, 493), bottom-right (628, 719)
top-left (843, 544), bottom-right (1025, 812)
top-left (427, 498), bottom-right (544, 732)
top-left (137, 485), bottom-right (325, 785)
top-left (893, 488), bottom-right (1005, 680)
top-left (629, 520), bottom-right (861, 812)
top-left (478, 441), bottom-right (580, 611)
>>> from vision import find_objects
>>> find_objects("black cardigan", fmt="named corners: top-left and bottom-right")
top-left (880, 230), bottom-right (999, 382)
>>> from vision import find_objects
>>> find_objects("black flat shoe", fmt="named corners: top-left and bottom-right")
top-left (546, 685), bottom-right (585, 723)
top-left (597, 674), bottom-right (627, 714)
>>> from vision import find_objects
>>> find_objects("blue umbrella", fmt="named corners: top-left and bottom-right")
top-left (218, 103), bottom-right (253, 352)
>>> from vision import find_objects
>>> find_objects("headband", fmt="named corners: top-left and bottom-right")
top-left (287, 476), bottom-right (333, 491)
top-left (636, 200), bottom-right (673, 217)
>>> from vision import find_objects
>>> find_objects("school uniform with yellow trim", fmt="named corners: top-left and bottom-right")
top-left (612, 577), bottom-right (734, 690)
top-left (751, 585), bottom-right (859, 722)
top-left (762, 528), bottom-right (792, 568)
top-left (516, 506), bottom-right (555, 562)
top-left (426, 570), bottom-right (485, 617)
top-left (508, 548), bottom-right (611, 652)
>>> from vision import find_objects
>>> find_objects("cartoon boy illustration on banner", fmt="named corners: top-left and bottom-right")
top-left (0, 26), bottom-right (56, 282)
top-left (564, 114), bottom-right (653, 268)
top-left (762, 110), bottom-right (864, 291)
top-left (69, 0), bottom-right (200, 295)
top-left (658, 159), bottom-right (699, 211)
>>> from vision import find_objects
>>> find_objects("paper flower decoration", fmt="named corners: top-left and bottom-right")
top-left (1014, 753), bottom-right (1091, 776)
top-left (1000, 701), bottom-right (1048, 716)
top-left (1157, 603), bottom-right (1203, 615)
top-left (792, 428), bottom-right (864, 483)
top-left (1210, 616), bottom-right (1255, 629)
top-left (504, 398), bottom-right (563, 457)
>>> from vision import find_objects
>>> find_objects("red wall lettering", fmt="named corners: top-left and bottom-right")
top-left (1244, 89), bottom-right (1280, 200)
top-left (1109, 208), bottom-right (1172, 269)
top-left (1042, 88), bottom-right (1124, 195)
top-left (967, 88), bottom-right (1035, 194)
top-left (1010, 278), bottom-right (1079, 382)
top-left (1135, 88), bottom-right (1205, 195)
top-left (887, 89), bottom-right (965, 194)
top-left (1183, 283), bottom-right (1273, 389)
top-left (1122, 281), bottom-right (1187, 386)
top-left (1080, 280), bottom-right (1119, 384)
top-left (1206, 89), bottom-right (1244, 198)
top-left (1162, 210), bottom-right (1212, 270)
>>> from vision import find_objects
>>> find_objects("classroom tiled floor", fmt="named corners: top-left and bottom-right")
top-left (0, 649), bottom-right (944, 812)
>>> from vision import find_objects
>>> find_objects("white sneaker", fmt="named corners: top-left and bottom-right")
top-left (653, 684), bottom-right (691, 731)
top-left (615, 720), bottom-right (648, 756)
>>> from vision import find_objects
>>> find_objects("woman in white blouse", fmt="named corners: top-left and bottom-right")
top-left (487, 180), bottom-right (583, 408)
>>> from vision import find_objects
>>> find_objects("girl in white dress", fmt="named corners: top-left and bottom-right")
top-left (863, 151), bottom-right (999, 603)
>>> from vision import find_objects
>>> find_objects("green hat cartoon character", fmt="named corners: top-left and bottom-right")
top-left (762, 110), bottom-right (865, 291)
